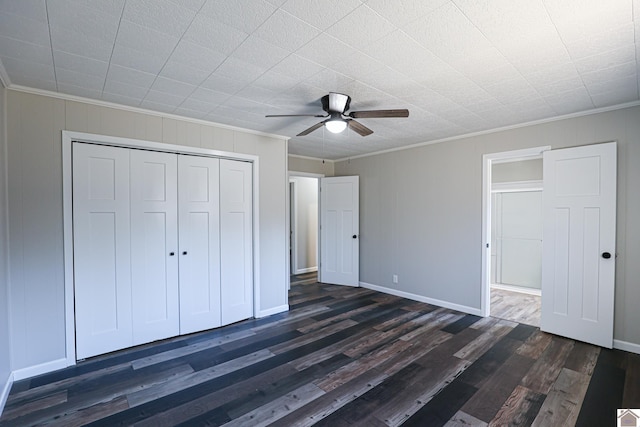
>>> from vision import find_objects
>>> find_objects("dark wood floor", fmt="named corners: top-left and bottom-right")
top-left (2, 281), bottom-right (639, 426)
top-left (290, 271), bottom-right (319, 286)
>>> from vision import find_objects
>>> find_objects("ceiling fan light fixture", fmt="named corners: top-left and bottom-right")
top-left (267, 92), bottom-right (408, 137)
top-left (325, 118), bottom-right (347, 134)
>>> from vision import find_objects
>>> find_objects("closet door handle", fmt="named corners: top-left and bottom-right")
top-left (182, 251), bottom-right (188, 255)
top-left (169, 252), bottom-right (175, 256)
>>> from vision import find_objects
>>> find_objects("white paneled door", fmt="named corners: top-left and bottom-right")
top-left (320, 176), bottom-right (359, 286)
top-left (74, 142), bottom-right (255, 359)
top-left (220, 160), bottom-right (254, 324)
top-left (178, 155), bottom-right (221, 334)
top-left (130, 150), bottom-right (180, 345)
top-left (541, 142), bottom-right (617, 348)
top-left (73, 143), bottom-right (133, 359)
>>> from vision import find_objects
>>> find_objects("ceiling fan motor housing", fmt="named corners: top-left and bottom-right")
top-left (322, 93), bottom-right (351, 114)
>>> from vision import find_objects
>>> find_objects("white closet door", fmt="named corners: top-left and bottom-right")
top-left (220, 159), bottom-right (253, 325)
top-left (178, 155), bottom-right (222, 334)
top-left (130, 150), bottom-right (180, 345)
top-left (73, 143), bottom-right (133, 359)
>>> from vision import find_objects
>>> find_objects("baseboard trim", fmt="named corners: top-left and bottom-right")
top-left (294, 267), bottom-right (318, 274)
top-left (613, 339), bottom-right (640, 355)
top-left (0, 372), bottom-right (13, 417)
top-left (256, 304), bottom-right (289, 318)
top-left (12, 358), bottom-right (69, 381)
top-left (359, 282), bottom-right (483, 316)
top-left (491, 283), bottom-right (541, 296)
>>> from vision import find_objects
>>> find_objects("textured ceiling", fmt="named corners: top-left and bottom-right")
top-left (0, 0), bottom-right (638, 160)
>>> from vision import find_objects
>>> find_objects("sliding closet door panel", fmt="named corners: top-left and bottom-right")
top-left (130, 150), bottom-right (179, 345)
top-left (178, 155), bottom-right (221, 334)
top-left (73, 143), bottom-right (132, 359)
top-left (220, 159), bottom-right (253, 325)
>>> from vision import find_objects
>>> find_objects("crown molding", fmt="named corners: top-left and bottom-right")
top-left (6, 84), bottom-right (290, 141)
top-left (5, 80), bottom-right (639, 161)
top-left (332, 100), bottom-right (640, 163)
top-left (288, 153), bottom-right (335, 163)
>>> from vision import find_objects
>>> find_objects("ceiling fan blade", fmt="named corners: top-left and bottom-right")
top-left (325, 92), bottom-right (350, 113)
top-left (265, 114), bottom-right (327, 118)
top-left (348, 109), bottom-right (409, 119)
top-left (347, 119), bottom-right (374, 137)
top-left (297, 121), bottom-right (326, 136)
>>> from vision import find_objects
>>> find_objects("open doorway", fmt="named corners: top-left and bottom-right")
top-left (490, 161), bottom-right (542, 326)
top-left (482, 147), bottom-right (550, 326)
top-left (289, 173), bottom-right (321, 286)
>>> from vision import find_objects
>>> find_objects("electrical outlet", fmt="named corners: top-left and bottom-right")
top-left (392, 274), bottom-right (398, 284)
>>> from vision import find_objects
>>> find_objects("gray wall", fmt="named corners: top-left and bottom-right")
top-left (291, 176), bottom-right (318, 273)
top-left (0, 84), bottom-right (11, 404)
top-left (288, 155), bottom-right (334, 176)
top-left (6, 90), bottom-right (288, 373)
top-left (335, 105), bottom-right (640, 347)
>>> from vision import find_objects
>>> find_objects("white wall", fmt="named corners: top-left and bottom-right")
top-left (335, 105), bottom-right (640, 348)
top-left (290, 177), bottom-right (318, 273)
top-left (6, 90), bottom-right (288, 374)
top-left (0, 84), bottom-right (12, 410)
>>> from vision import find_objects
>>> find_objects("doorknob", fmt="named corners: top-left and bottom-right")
top-left (182, 251), bottom-right (188, 255)
top-left (169, 252), bottom-right (175, 256)
top-left (602, 252), bottom-right (611, 259)
top-left (352, 235), bottom-right (358, 239)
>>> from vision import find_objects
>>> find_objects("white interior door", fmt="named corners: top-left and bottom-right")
top-left (73, 143), bottom-right (133, 359)
top-left (541, 142), bottom-right (617, 348)
top-left (320, 176), bottom-right (359, 286)
top-left (130, 150), bottom-right (179, 345)
top-left (220, 159), bottom-right (253, 325)
top-left (178, 155), bottom-right (221, 334)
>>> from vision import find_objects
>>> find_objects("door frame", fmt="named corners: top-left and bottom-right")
top-left (287, 171), bottom-right (323, 285)
top-left (289, 180), bottom-right (296, 275)
top-left (481, 146), bottom-right (550, 317)
top-left (62, 130), bottom-right (260, 366)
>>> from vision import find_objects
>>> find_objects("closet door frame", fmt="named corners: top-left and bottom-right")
top-left (62, 131), bottom-right (260, 366)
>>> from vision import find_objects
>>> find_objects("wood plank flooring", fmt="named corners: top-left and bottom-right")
top-left (290, 272), bottom-right (319, 286)
top-left (1, 281), bottom-right (639, 426)
top-left (490, 287), bottom-right (541, 327)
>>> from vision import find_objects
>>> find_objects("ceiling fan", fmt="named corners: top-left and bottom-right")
top-left (266, 92), bottom-right (409, 137)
